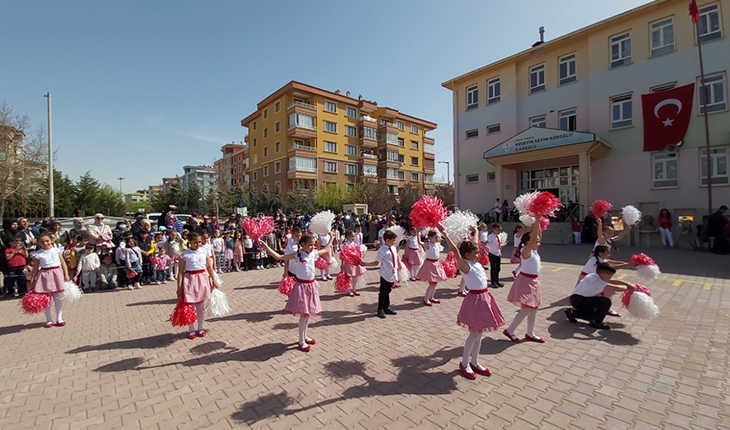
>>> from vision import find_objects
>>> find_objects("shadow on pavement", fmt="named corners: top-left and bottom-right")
top-left (126, 298), bottom-right (177, 307)
top-left (0, 322), bottom-right (46, 337)
top-left (545, 308), bottom-right (639, 346)
top-left (208, 310), bottom-right (276, 323)
top-left (94, 357), bottom-right (147, 372)
top-left (66, 333), bottom-right (179, 353)
top-left (273, 310), bottom-right (370, 331)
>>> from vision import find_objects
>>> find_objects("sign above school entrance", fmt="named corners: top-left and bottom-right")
top-left (483, 127), bottom-right (597, 159)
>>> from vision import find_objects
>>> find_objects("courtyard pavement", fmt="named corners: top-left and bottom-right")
top-left (1, 244), bottom-right (729, 429)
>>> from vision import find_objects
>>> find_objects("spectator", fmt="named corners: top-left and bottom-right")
top-left (658, 209), bottom-right (674, 249)
top-left (18, 217), bottom-right (38, 252)
top-left (2, 219), bottom-right (20, 245)
top-left (708, 205), bottom-right (728, 254)
top-left (501, 199), bottom-right (509, 222)
top-left (199, 216), bottom-right (214, 236)
top-left (3, 236), bottom-right (27, 297)
top-left (571, 217), bottom-right (582, 245)
top-left (493, 199), bottom-right (502, 222)
top-left (130, 213), bottom-right (146, 240)
top-left (99, 253), bottom-right (118, 290)
top-left (87, 213), bottom-right (115, 251)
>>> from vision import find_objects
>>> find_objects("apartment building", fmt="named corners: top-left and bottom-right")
top-left (215, 142), bottom-right (246, 189)
top-left (240, 81), bottom-right (437, 197)
top-left (443, 0), bottom-right (730, 225)
top-left (181, 165), bottom-right (217, 197)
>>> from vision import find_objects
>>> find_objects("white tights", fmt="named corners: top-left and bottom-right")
top-left (410, 265), bottom-right (420, 279)
top-left (424, 282), bottom-right (438, 302)
top-left (44, 292), bottom-right (64, 323)
top-left (320, 268), bottom-right (330, 279)
top-left (188, 302), bottom-right (205, 333)
top-left (506, 307), bottom-right (538, 337)
top-left (462, 331), bottom-right (483, 368)
top-left (298, 316), bottom-right (310, 346)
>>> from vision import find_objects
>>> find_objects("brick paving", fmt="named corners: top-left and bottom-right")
top-left (1, 244), bottom-right (729, 429)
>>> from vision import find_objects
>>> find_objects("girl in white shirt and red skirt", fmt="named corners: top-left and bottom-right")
top-left (29, 233), bottom-right (71, 328)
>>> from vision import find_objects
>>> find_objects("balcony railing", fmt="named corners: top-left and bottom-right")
top-left (425, 174), bottom-right (434, 184)
top-left (362, 153), bottom-right (378, 159)
top-left (361, 115), bottom-right (376, 123)
top-left (424, 143), bottom-right (435, 154)
top-left (362, 165), bottom-right (378, 177)
top-left (290, 143), bottom-right (317, 152)
top-left (289, 122), bottom-right (316, 130)
top-left (290, 101), bottom-right (316, 110)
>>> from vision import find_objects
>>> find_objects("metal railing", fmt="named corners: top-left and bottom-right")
top-left (424, 143), bottom-right (435, 154)
top-left (290, 143), bottom-right (317, 152)
top-left (290, 101), bottom-right (316, 110)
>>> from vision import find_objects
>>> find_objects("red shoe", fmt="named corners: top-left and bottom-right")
top-left (457, 291), bottom-right (467, 297)
top-left (423, 300), bottom-right (432, 307)
top-left (305, 338), bottom-right (316, 345)
top-left (524, 334), bottom-right (545, 343)
top-left (607, 309), bottom-right (622, 317)
top-left (392, 284), bottom-right (399, 289)
top-left (470, 363), bottom-right (491, 376)
top-left (298, 344), bottom-right (311, 352)
top-left (431, 299), bottom-right (441, 304)
top-left (55, 321), bottom-right (66, 327)
top-left (197, 330), bottom-right (207, 338)
top-left (354, 292), bottom-right (361, 296)
top-left (44, 322), bottom-right (54, 328)
top-left (188, 332), bottom-right (197, 340)
top-left (348, 292), bottom-right (355, 297)
top-left (503, 330), bottom-right (521, 343)
top-left (459, 363), bottom-right (477, 380)
top-left (415, 278), bottom-right (421, 281)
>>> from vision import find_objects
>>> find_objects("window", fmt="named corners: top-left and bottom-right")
top-left (263, 165), bottom-right (269, 177)
top-left (346, 106), bottom-right (357, 118)
top-left (324, 100), bottom-right (337, 113)
top-left (559, 108), bottom-right (577, 131)
top-left (530, 115), bottom-right (547, 128)
top-left (275, 101), bottom-right (280, 112)
top-left (650, 17), bottom-right (675, 57)
top-left (263, 109), bottom-right (268, 119)
top-left (466, 85), bottom-right (479, 109)
top-left (651, 82), bottom-right (677, 92)
top-left (346, 144), bottom-right (357, 156)
top-left (488, 78), bottom-right (501, 104)
top-left (346, 164), bottom-right (358, 175)
top-left (698, 3), bottom-right (722, 43)
top-left (386, 132), bottom-right (398, 144)
top-left (289, 157), bottom-right (317, 172)
top-left (487, 172), bottom-right (496, 182)
top-left (324, 141), bottom-right (337, 153)
top-left (411, 156), bottom-right (419, 166)
top-left (611, 94), bottom-right (633, 129)
top-left (263, 147), bottom-right (269, 157)
top-left (411, 172), bottom-right (420, 182)
top-left (264, 128), bottom-right (268, 138)
top-left (275, 122), bottom-right (280, 133)
top-left (253, 154), bottom-right (258, 164)
top-left (253, 171), bottom-right (258, 181)
top-left (610, 33), bottom-right (631, 68)
top-left (397, 170), bottom-right (405, 180)
top-left (652, 152), bottom-right (678, 188)
top-left (396, 120), bottom-right (405, 131)
top-left (700, 147), bottom-right (729, 185)
top-left (289, 113), bottom-right (315, 129)
top-left (465, 129), bottom-right (479, 139)
top-left (411, 125), bottom-right (419, 134)
top-left (324, 161), bottom-right (338, 173)
top-left (559, 54), bottom-right (577, 85)
top-left (397, 137), bottom-right (405, 147)
top-left (398, 154), bottom-right (405, 164)
top-left (466, 175), bottom-right (479, 183)
top-left (274, 161), bottom-right (281, 174)
top-left (275, 141), bottom-right (280, 153)
top-left (263, 183), bottom-right (269, 192)
top-left (346, 125), bottom-right (357, 137)
top-left (530, 64), bottom-right (546, 93)
top-left (698, 72), bottom-right (727, 114)
top-left (253, 138), bottom-right (257, 147)
top-left (253, 121), bottom-right (257, 130)
top-left (411, 140), bottom-right (419, 150)
top-left (362, 126), bottom-right (377, 140)
top-left (275, 181), bottom-right (281, 193)
top-left (487, 124), bottom-right (501, 134)
top-left (362, 164), bottom-right (377, 177)
top-left (324, 121), bottom-right (337, 133)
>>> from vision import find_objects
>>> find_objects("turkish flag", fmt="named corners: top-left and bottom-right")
top-left (689, 0), bottom-right (700, 24)
top-left (641, 83), bottom-right (695, 152)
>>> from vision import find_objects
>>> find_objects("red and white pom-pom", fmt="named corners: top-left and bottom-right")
top-left (387, 225), bottom-right (406, 244)
top-left (621, 205), bottom-right (642, 226)
top-left (315, 256), bottom-right (329, 270)
top-left (353, 275), bottom-right (366, 290)
top-left (443, 251), bottom-right (458, 278)
top-left (340, 244), bottom-right (363, 266)
top-left (257, 216), bottom-right (276, 241)
top-left (528, 191), bottom-right (563, 219)
top-left (397, 264), bottom-right (411, 285)
top-left (631, 253), bottom-right (661, 280)
top-left (62, 281), bottom-right (83, 303)
top-left (519, 214), bottom-right (537, 227)
top-left (279, 276), bottom-right (294, 296)
top-left (514, 191), bottom-right (539, 215)
top-left (445, 210), bottom-right (479, 242)
top-left (498, 232), bottom-right (508, 246)
top-left (478, 251), bottom-right (490, 266)
top-left (621, 284), bottom-right (659, 319)
top-left (168, 300), bottom-right (197, 327)
top-left (335, 273), bottom-right (351, 292)
top-left (310, 211), bottom-right (336, 235)
top-left (207, 289), bottom-right (230, 317)
top-left (242, 217), bottom-right (260, 241)
top-left (20, 292), bottom-right (51, 314)
top-left (410, 195), bottom-right (448, 229)
top-left (360, 244), bottom-right (368, 255)
top-left (590, 200), bottom-right (613, 218)
top-left (329, 258), bottom-right (339, 269)
top-left (539, 217), bottom-right (550, 231)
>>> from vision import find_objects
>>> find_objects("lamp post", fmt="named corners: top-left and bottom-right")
top-left (44, 93), bottom-right (54, 217)
top-left (438, 161), bottom-right (451, 185)
top-left (118, 177), bottom-right (125, 194)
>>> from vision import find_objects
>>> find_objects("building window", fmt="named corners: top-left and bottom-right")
top-left (651, 82), bottom-right (677, 92)
top-left (488, 78), bottom-right (501, 104)
top-left (345, 125), bottom-right (357, 137)
top-left (411, 156), bottom-right (419, 166)
top-left (346, 164), bottom-right (358, 175)
top-left (466, 175), bottom-right (479, 183)
top-left (275, 141), bottom-right (280, 153)
top-left (253, 171), bottom-right (258, 181)
top-left (698, 3), bottom-right (723, 43)
top-left (396, 120), bottom-right (405, 131)
top-left (411, 140), bottom-right (419, 150)
top-left (324, 121), bottom-right (337, 133)
top-left (275, 181), bottom-right (281, 193)
top-left (700, 147), bottom-right (729, 185)
top-left (611, 94), bottom-right (633, 129)
top-left (275, 122), bottom-right (280, 133)
top-left (386, 132), bottom-right (398, 144)
top-left (264, 128), bottom-right (268, 138)
top-left (275, 101), bottom-right (280, 112)
top-left (253, 154), bottom-right (258, 165)
top-left (362, 126), bottom-right (377, 140)
top-left (650, 17), bottom-right (675, 57)
top-left (324, 161), bottom-right (338, 173)
top-left (253, 121), bottom-right (257, 130)
top-left (465, 129), bottom-right (478, 139)
top-left (253, 138), bottom-right (257, 147)
top-left (289, 113), bottom-right (315, 129)
top-left (559, 54), bottom-right (577, 85)
top-left (263, 147), bottom-right (269, 157)
top-left (324, 100), bottom-right (337, 113)
top-left (610, 33), bottom-right (631, 68)
top-left (559, 108), bottom-right (577, 131)
top-left (487, 124), bottom-right (501, 134)
top-left (346, 144), bottom-right (357, 156)
top-left (263, 165), bottom-right (269, 177)
top-left (487, 172), bottom-right (496, 182)
top-left (263, 109), bottom-right (268, 119)
top-left (530, 64), bottom-right (546, 93)
top-left (530, 115), bottom-right (547, 128)
top-left (324, 141), bottom-right (337, 153)
top-left (263, 183), bottom-right (269, 192)
top-left (698, 72), bottom-right (727, 114)
top-left (411, 172), bottom-right (419, 182)
top-left (397, 137), bottom-right (405, 147)
top-left (397, 170), bottom-right (405, 180)
top-left (346, 106), bottom-right (357, 118)
top-left (466, 85), bottom-right (479, 110)
top-left (411, 125), bottom-right (419, 134)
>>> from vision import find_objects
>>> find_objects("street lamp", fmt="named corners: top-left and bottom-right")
top-left (118, 177), bottom-right (125, 194)
top-left (44, 93), bottom-right (54, 217)
top-left (438, 161), bottom-right (451, 185)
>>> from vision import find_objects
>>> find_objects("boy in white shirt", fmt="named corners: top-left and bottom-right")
top-left (364, 230), bottom-right (399, 319)
top-left (486, 224), bottom-right (503, 288)
top-left (566, 262), bottom-right (636, 330)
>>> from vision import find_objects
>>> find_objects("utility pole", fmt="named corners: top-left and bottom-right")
top-left (44, 93), bottom-right (54, 217)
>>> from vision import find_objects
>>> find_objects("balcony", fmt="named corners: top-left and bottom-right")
top-left (359, 124), bottom-right (378, 149)
top-left (288, 156), bottom-right (317, 180)
top-left (424, 143), bottom-right (435, 159)
top-left (361, 164), bottom-right (378, 179)
top-left (244, 134), bottom-right (249, 143)
top-left (287, 115), bottom-right (317, 139)
top-left (361, 153), bottom-right (378, 166)
top-left (287, 101), bottom-right (317, 116)
top-left (424, 159), bottom-right (435, 175)
top-left (288, 143), bottom-right (317, 157)
top-left (424, 174), bottom-right (435, 188)
top-left (378, 121), bottom-right (400, 136)
top-left (361, 115), bottom-right (376, 123)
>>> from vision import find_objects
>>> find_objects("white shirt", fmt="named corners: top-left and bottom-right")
top-left (355, 232), bottom-right (363, 245)
top-left (520, 249), bottom-right (541, 275)
top-left (494, 202), bottom-right (502, 213)
top-left (581, 256), bottom-right (607, 274)
top-left (200, 243), bottom-right (213, 258)
top-left (572, 273), bottom-right (608, 297)
top-left (487, 233), bottom-right (501, 256)
top-left (33, 247), bottom-right (63, 268)
top-left (479, 232), bottom-right (489, 243)
top-left (319, 234), bottom-right (331, 247)
top-left (462, 260), bottom-right (489, 291)
top-left (407, 236), bottom-right (419, 249)
top-left (181, 248), bottom-right (207, 271)
top-left (425, 242), bottom-right (442, 259)
top-left (125, 247), bottom-right (142, 264)
top-left (285, 237), bottom-right (299, 273)
top-left (513, 234), bottom-right (522, 247)
top-left (212, 237), bottom-right (224, 253)
top-left (78, 252), bottom-right (100, 271)
top-left (376, 245), bottom-right (399, 283)
top-left (294, 249), bottom-right (318, 281)
top-left (378, 228), bottom-right (386, 239)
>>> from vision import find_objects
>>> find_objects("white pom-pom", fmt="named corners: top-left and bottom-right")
top-left (360, 244), bottom-right (368, 255)
top-left (354, 275), bottom-right (366, 289)
top-left (622, 205), bottom-right (642, 226)
top-left (387, 225), bottom-right (406, 245)
top-left (519, 214), bottom-right (537, 227)
top-left (514, 191), bottom-right (539, 215)
top-left (207, 289), bottom-right (231, 317)
top-left (329, 258), bottom-right (339, 269)
top-left (627, 292), bottom-right (660, 319)
top-left (215, 274), bottom-right (223, 286)
top-left (310, 211), bottom-right (336, 235)
top-left (636, 264), bottom-right (661, 281)
top-left (445, 210), bottom-right (479, 241)
top-left (498, 232), bottom-right (508, 246)
top-left (62, 281), bottom-right (83, 303)
top-left (398, 264), bottom-right (410, 284)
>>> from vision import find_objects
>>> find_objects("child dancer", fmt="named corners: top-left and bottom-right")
top-left (593, 219), bottom-right (629, 316)
top-left (577, 245), bottom-right (631, 317)
top-left (125, 238), bottom-right (143, 290)
top-left (566, 262), bottom-right (636, 330)
top-left (153, 246), bottom-right (171, 285)
top-left (477, 223), bottom-right (490, 268)
top-left (487, 224), bottom-right (503, 288)
top-left (283, 226), bottom-right (302, 278)
top-left (363, 230), bottom-right (400, 319)
top-left (417, 230), bottom-right (448, 306)
top-left (76, 243), bottom-right (100, 292)
top-left (403, 227), bottom-right (424, 281)
top-left (166, 230), bottom-right (182, 281)
top-left (29, 233), bottom-right (70, 328)
top-left (177, 232), bottom-right (218, 339)
top-left (341, 230), bottom-right (366, 297)
top-left (504, 223), bottom-right (544, 343)
top-left (318, 232), bottom-right (334, 281)
top-left (259, 231), bottom-right (335, 352)
top-left (441, 225), bottom-right (504, 379)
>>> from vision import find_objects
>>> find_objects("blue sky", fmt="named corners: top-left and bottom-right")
top-left (0, 0), bottom-right (652, 194)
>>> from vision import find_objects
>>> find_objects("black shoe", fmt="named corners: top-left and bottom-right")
top-left (497, 282), bottom-right (505, 288)
top-left (589, 320), bottom-right (611, 330)
top-left (384, 308), bottom-right (397, 315)
top-left (377, 310), bottom-right (386, 319)
top-left (564, 309), bottom-right (577, 323)
top-left (490, 282), bottom-right (499, 289)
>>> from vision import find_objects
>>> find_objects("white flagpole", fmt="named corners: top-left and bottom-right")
top-left (694, 8), bottom-right (713, 215)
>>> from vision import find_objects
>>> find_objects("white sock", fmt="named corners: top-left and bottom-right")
top-left (53, 293), bottom-right (64, 322)
top-left (320, 269), bottom-right (326, 279)
top-left (526, 308), bottom-right (538, 338)
top-left (462, 331), bottom-right (481, 368)
top-left (196, 302), bottom-right (205, 331)
top-left (324, 268), bottom-right (330, 278)
top-left (298, 316), bottom-right (309, 345)
top-left (44, 304), bottom-right (53, 323)
top-left (469, 332), bottom-right (483, 366)
top-left (507, 308), bottom-right (530, 335)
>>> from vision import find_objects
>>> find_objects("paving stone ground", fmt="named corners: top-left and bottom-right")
top-left (1, 244), bottom-right (729, 429)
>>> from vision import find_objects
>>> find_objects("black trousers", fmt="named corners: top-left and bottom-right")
top-left (4, 266), bottom-right (27, 296)
top-left (489, 253), bottom-right (501, 284)
top-left (570, 294), bottom-right (611, 324)
top-left (378, 277), bottom-right (394, 311)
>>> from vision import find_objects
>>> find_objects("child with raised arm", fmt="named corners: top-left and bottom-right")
top-left (566, 262), bottom-right (636, 330)
top-left (417, 230), bottom-right (448, 306)
top-left (441, 225), bottom-right (505, 380)
top-left (504, 222), bottom-right (544, 343)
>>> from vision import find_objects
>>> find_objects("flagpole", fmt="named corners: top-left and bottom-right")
top-left (695, 11), bottom-right (713, 216)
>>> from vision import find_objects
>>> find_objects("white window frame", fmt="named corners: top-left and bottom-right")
top-left (466, 85), bottom-right (479, 110)
top-left (386, 131), bottom-right (398, 144)
top-left (345, 125), bottom-right (357, 137)
top-left (411, 125), bottom-right (419, 134)
top-left (700, 147), bottom-right (729, 186)
top-left (558, 54), bottom-right (577, 85)
top-left (529, 64), bottom-right (546, 93)
top-left (324, 100), bottom-right (337, 113)
top-left (274, 161), bottom-right (281, 174)
top-left (411, 172), bottom-right (420, 182)
top-left (610, 32), bottom-right (632, 68)
top-left (410, 140), bottom-right (419, 150)
top-left (263, 165), bottom-right (269, 177)
top-left (487, 124), bottom-right (501, 134)
top-left (346, 164), bottom-right (358, 175)
top-left (411, 156), bottom-right (419, 166)
top-left (345, 144), bottom-right (357, 156)
top-left (252, 154), bottom-right (258, 165)
top-left (610, 94), bottom-right (633, 129)
top-left (651, 82), bottom-right (677, 93)
top-left (488, 78), bottom-right (501, 104)
top-left (397, 137), bottom-right (405, 147)
top-left (465, 129), bottom-right (478, 139)
top-left (559, 108), bottom-right (577, 131)
top-left (466, 174), bottom-right (479, 184)
top-left (324, 120), bottom-right (337, 133)
top-left (346, 106), bottom-right (357, 118)
top-left (324, 161), bottom-right (338, 173)
top-left (697, 3), bottom-right (723, 43)
top-left (530, 115), bottom-right (547, 128)
top-left (324, 141), bottom-right (337, 153)
top-left (397, 170), bottom-right (405, 180)
top-left (698, 72), bottom-right (727, 114)
top-left (650, 17), bottom-right (675, 57)
top-left (396, 120), bottom-right (405, 131)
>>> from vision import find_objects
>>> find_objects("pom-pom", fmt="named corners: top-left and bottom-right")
top-left (622, 205), bottom-right (642, 226)
top-left (631, 253), bottom-right (656, 266)
top-left (478, 251), bottom-right (490, 266)
top-left (354, 275), bottom-right (366, 290)
top-left (591, 200), bottom-right (613, 218)
top-left (443, 251), bottom-right (458, 278)
top-left (514, 191), bottom-right (539, 215)
top-left (329, 258), bottom-right (339, 269)
top-left (242, 216), bottom-right (276, 242)
top-left (445, 210), bottom-right (479, 241)
top-left (360, 244), bottom-right (368, 255)
top-left (621, 284), bottom-right (659, 319)
top-left (498, 232), bottom-right (508, 246)
top-left (539, 217), bottom-right (550, 231)
top-left (62, 281), bottom-right (83, 303)
top-left (397, 264), bottom-right (411, 285)
top-left (527, 192), bottom-right (563, 218)
top-left (168, 300), bottom-right (197, 327)
top-left (335, 273), bottom-right (351, 292)
top-left (410, 195), bottom-right (448, 229)
top-left (242, 217), bottom-right (259, 241)
top-left (387, 225), bottom-right (406, 245)
top-left (257, 216), bottom-right (276, 241)
top-left (631, 253), bottom-right (661, 280)
top-left (310, 211), bottom-right (336, 235)
top-left (214, 274), bottom-right (223, 287)
top-left (340, 244), bottom-right (363, 266)
top-left (315, 257), bottom-right (329, 270)
top-left (279, 277), bottom-right (294, 296)
top-left (207, 289), bottom-right (231, 317)
top-left (20, 292), bottom-right (51, 314)
top-left (519, 214), bottom-right (537, 227)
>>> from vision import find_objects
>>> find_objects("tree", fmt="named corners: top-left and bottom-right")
top-left (287, 180), bottom-right (317, 214)
top-left (397, 182), bottom-right (425, 215)
top-left (348, 182), bottom-right (396, 215)
top-left (74, 171), bottom-right (101, 216)
top-left (314, 184), bottom-right (347, 212)
top-left (433, 183), bottom-right (455, 209)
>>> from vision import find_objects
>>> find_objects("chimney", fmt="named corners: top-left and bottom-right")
top-left (532, 26), bottom-right (546, 47)
top-left (335, 89), bottom-right (341, 95)
top-left (346, 91), bottom-right (351, 97)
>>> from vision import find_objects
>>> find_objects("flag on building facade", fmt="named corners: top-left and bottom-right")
top-left (689, 0), bottom-right (700, 24)
top-left (641, 83), bottom-right (695, 152)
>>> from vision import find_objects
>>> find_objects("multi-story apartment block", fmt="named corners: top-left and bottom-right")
top-left (240, 81), bottom-right (437, 197)
top-left (181, 165), bottom-right (217, 197)
top-left (231, 145), bottom-right (249, 189)
top-left (161, 177), bottom-right (178, 193)
top-left (215, 142), bottom-right (246, 190)
top-left (443, 0), bottom-right (729, 226)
